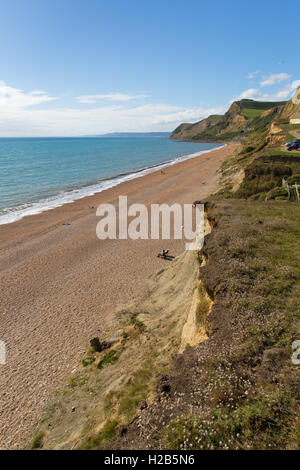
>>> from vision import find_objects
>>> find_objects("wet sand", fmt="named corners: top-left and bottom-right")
top-left (0, 143), bottom-right (236, 449)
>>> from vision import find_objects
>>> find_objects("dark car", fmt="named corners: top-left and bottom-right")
top-left (287, 142), bottom-right (300, 151)
top-left (286, 139), bottom-right (300, 148)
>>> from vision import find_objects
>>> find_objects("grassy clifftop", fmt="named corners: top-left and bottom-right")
top-left (195, 88), bottom-right (300, 203)
top-left (171, 87), bottom-right (300, 152)
top-left (171, 99), bottom-right (286, 142)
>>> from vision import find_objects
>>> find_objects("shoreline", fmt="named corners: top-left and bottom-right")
top-left (0, 143), bottom-right (237, 449)
top-left (170, 137), bottom-right (229, 144)
top-left (0, 143), bottom-right (224, 226)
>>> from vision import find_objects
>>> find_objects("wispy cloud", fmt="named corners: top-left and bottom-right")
top-left (237, 88), bottom-right (261, 100)
top-left (236, 80), bottom-right (300, 102)
top-left (0, 80), bottom-right (225, 136)
top-left (1, 76), bottom-right (298, 138)
top-left (260, 73), bottom-right (290, 87)
top-left (272, 80), bottom-right (300, 99)
top-left (0, 81), bottom-right (56, 109)
top-left (76, 92), bottom-right (149, 104)
top-left (149, 105), bottom-right (225, 125)
top-left (247, 70), bottom-right (260, 79)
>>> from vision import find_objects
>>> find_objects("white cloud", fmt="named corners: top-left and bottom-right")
top-left (30, 90), bottom-right (48, 96)
top-left (235, 80), bottom-right (300, 102)
top-left (260, 73), bottom-right (290, 87)
top-left (77, 92), bottom-right (149, 104)
top-left (150, 105), bottom-right (225, 125)
top-left (2, 76), bottom-right (298, 138)
top-left (237, 88), bottom-right (262, 100)
top-left (0, 81), bottom-right (56, 110)
top-left (272, 80), bottom-right (300, 99)
top-left (0, 80), bottom-right (225, 137)
top-left (247, 70), bottom-right (260, 79)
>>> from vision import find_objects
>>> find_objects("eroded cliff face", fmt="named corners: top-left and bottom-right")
top-left (171, 100), bottom-right (246, 141)
top-left (171, 98), bottom-right (287, 142)
top-left (278, 86), bottom-right (300, 121)
top-left (171, 115), bottom-right (222, 140)
top-left (172, 86), bottom-right (300, 145)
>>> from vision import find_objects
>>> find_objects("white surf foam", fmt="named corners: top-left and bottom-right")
top-left (0, 144), bottom-right (226, 226)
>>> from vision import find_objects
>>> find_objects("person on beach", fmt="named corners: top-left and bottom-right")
top-left (158, 249), bottom-right (169, 259)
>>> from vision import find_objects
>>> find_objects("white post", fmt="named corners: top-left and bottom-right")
top-left (293, 184), bottom-right (300, 203)
top-left (282, 178), bottom-right (290, 200)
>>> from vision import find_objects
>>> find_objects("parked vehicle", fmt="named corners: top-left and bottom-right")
top-left (287, 142), bottom-right (300, 151)
top-left (286, 139), bottom-right (300, 148)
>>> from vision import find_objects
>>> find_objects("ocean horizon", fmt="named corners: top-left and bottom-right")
top-left (0, 134), bottom-right (222, 225)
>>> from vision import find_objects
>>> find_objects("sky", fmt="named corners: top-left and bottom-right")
top-left (0, 0), bottom-right (299, 137)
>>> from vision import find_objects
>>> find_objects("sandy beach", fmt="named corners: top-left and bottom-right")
top-left (0, 143), bottom-right (236, 449)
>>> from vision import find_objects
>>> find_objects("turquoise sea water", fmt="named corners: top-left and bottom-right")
top-left (0, 134), bottom-right (222, 225)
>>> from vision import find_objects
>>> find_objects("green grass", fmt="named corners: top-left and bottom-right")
top-left (235, 161), bottom-right (292, 199)
top-left (128, 312), bottom-right (147, 332)
top-left (117, 367), bottom-right (153, 422)
top-left (97, 349), bottom-right (118, 369)
top-left (82, 366), bottom-right (153, 449)
top-left (282, 123), bottom-right (300, 131)
top-left (69, 375), bottom-right (88, 388)
top-left (197, 284), bottom-right (210, 323)
top-left (208, 114), bottom-right (222, 122)
top-left (191, 100), bottom-right (283, 143)
top-left (31, 431), bottom-right (44, 449)
top-left (163, 391), bottom-right (295, 450)
top-left (82, 419), bottom-right (118, 450)
top-left (239, 99), bottom-right (286, 111)
top-left (242, 108), bottom-right (265, 119)
top-left (266, 150), bottom-right (300, 157)
top-left (82, 356), bottom-right (95, 367)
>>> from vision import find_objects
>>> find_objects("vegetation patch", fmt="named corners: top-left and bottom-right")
top-left (117, 367), bottom-right (153, 422)
top-left (128, 312), bottom-right (147, 332)
top-left (82, 356), bottom-right (95, 367)
top-left (163, 390), bottom-right (295, 450)
top-left (82, 419), bottom-right (118, 450)
top-left (196, 284), bottom-right (210, 323)
top-left (241, 108), bottom-right (265, 119)
top-left (31, 431), bottom-right (44, 450)
top-left (235, 161), bottom-right (293, 199)
top-left (208, 114), bottom-right (222, 122)
top-left (97, 349), bottom-right (119, 369)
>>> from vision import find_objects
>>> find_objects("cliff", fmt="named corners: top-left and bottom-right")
top-left (277, 86), bottom-right (300, 121)
top-left (171, 99), bottom-right (286, 142)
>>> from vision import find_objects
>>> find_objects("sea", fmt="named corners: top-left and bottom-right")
top-left (0, 133), bottom-right (222, 225)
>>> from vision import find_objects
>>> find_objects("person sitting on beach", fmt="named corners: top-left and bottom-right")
top-left (158, 249), bottom-right (169, 259)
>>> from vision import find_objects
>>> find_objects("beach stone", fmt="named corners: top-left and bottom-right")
top-left (90, 334), bottom-right (120, 352)
top-left (89, 337), bottom-right (102, 352)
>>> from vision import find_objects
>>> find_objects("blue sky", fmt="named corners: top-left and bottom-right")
top-left (0, 0), bottom-right (299, 136)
